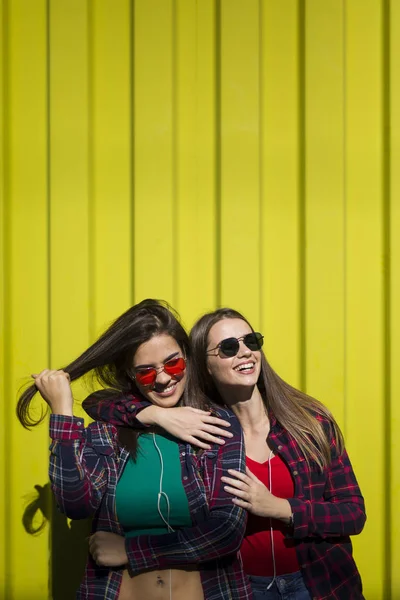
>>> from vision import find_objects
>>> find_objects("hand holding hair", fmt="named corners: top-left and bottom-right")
top-left (31, 369), bottom-right (74, 416)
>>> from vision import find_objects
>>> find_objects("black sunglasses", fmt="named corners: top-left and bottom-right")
top-left (207, 332), bottom-right (264, 357)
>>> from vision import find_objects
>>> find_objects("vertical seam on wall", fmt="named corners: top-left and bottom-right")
top-left (130, 0), bottom-right (135, 304)
top-left (258, 0), bottom-right (263, 330)
top-left (382, 0), bottom-right (391, 593)
top-left (87, 0), bottom-right (95, 341)
top-left (342, 0), bottom-right (348, 439)
top-left (298, 0), bottom-right (306, 392)
top-left (46, 0), bottom-right (52, 369)
top-left (2, 0), bottom-right (11, 594)
top-left (172, 0), bottom-right (178, 308)
top-left (215, 0), bottom-right (221, 307)
top-left (45, 0), bottom-right (52, 593)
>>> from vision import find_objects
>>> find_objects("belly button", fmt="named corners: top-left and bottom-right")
top-left (157, 575), bottom-right (165, 587)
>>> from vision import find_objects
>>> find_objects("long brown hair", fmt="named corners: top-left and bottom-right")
top-left (17, 299), bottom-right (205, 456)
top-left (190, 308), bottom-right (344, 470)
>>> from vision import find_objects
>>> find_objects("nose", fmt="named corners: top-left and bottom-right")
top-left (237, 340), bottom-right (251, 358)
top-left (155, 368), bottom-right (172, 386)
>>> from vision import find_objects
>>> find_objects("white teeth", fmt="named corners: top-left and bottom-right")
top-left (234, 363), bottom-right (254, 372)
top-left (160, 384), bottom-right (175, 393)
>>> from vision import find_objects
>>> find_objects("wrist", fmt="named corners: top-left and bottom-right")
top-left (51, 401), bottom-right (74, 417)
top-left (275, 498), bottom-right (292, 522)
top-left (52, 410), bottom-right (74, 417)
top-left (137, 404), bottom-right (162, 426)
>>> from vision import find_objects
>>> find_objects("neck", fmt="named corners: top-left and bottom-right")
top-left (218, 384), bottom-right (269, 433)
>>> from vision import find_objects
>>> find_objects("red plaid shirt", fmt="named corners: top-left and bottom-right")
top-left (83, 394), bottom-right (366, 600)
top-left (49, 402), bottom-right (252, 600)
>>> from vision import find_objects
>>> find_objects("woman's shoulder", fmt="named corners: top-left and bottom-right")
top-left (209, 404), bottom-right (235, 420)
top-left (209, 404), bottom-right (242, 434)
top-left (85, 420), bottom-right (119, 448)
top-left (313, 410), bottom-right (338, 436)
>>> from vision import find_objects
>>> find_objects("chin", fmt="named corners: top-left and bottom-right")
top-left (153, 398), bottom-right (181, 409)
top-left (234, 375), bottom-right (259, 387)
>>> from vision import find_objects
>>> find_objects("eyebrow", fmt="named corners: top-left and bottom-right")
top-left (216, 333), bottom-right (251, 344)
top-left (135, 351), bottom-right (180, 369)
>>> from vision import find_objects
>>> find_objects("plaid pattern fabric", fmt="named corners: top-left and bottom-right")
top-left (49, 407), bottom-right (253, 600)
top-left (83, 394), bottom-right (366, 600)
top-left (269, 412), bottom-right (366, 600)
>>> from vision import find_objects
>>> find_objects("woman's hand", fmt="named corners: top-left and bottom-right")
top-left (89, 531), bottom-right (128, 567)
top-left (221, 467), bottom-right (292, 522)
top-left (31, 369), bottom-right (73, 416)
top-left (143, 406), bottom-right (233, 449)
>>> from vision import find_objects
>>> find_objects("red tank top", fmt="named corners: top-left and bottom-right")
top-left (240, 454), bottom-right (299, 576)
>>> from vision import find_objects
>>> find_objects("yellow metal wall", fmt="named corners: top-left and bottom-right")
top-left (1, 1), bottom-right (399, 598)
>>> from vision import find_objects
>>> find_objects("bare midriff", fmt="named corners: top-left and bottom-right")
top-left (118, 567), bottom-right (204, 600)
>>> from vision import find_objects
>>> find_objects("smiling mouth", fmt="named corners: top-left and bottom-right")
top-left (234, 362), bottom-right (255, 374)
top-left (153, 382), bottom-right (178, 397)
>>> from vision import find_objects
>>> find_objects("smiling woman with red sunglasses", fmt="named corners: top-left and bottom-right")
top-left (91, 307), bottom-right (366, 600)
top-left (16, 300), bottom-right (253, 600)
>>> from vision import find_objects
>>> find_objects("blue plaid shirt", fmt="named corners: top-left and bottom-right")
top-left (49, 403), bottom-right (253, 600)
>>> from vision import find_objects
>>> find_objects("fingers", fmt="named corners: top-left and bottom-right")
top-left (227, 469), bottom-right (251, 484)
top-left (221, 475), bottom-right (248, 491)
top-left (88, 532), bottom-right (104, 565)
top-left (31, 369), bottom-right (70, 381)
top-left (31, 369), bottom-right (50, 379)
top-left (188, 408), bottom-right (211, 415)
top-left (194, 430), bottom-right (227, 445)
top-left (231, 497), bottom-right (252, 510)
top-left (204, 416), bottom-right (231, 428)
top-left (202, 424), bottom-right (233, 438)
top-left (223, 485), bottom-right (249, 500)
top-left (187, 435), bottom-right (212, 450)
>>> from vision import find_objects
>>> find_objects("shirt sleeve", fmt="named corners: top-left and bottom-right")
top-left (124, 411), bottom-right (247, 574)
top-left (49, 414), bottom-right (110, 520)
top-left (287, 438), bottom-right (366, 540)
top-left (82, 390), bottom-right (151, 429)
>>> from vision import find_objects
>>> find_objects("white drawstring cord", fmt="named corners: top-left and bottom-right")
top-left (153, 434), bottom-right (174, 600)
top-left (266, 449), bottom-right (277, 590)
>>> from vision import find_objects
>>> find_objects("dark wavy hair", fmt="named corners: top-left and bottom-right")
top-left (190, 307), bottom-right (345, 470)
top-left (17, 300), bottom-right (204, 456)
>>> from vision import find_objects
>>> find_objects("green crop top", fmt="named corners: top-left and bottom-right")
top-left (116, 432), bottom-right (192, 537)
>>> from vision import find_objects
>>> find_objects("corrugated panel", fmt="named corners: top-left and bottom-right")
top-left (0, 1), bottom-right (398, 598)
top-left (390, 2), bottom-right (400, 597)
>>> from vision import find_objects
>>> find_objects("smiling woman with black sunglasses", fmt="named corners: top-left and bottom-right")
top-left (189, 307), bottom-right (366, 600)
top-left (16, 300), bottom-right (253, 600)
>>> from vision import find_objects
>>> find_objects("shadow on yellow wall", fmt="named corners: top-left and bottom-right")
top-left (23, 484), bottom-right (90, 599)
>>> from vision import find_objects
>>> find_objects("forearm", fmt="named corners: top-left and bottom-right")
top-left (287, 496), bottom-right (366, 539)
top-left (83, 392), bottom-right (151, 428)
top-left (134, 404), bottom-right (163, 426)
top-left (49, 415), bottom-right (106, 519)
top-left (125, 507), bottom-right (246, 574)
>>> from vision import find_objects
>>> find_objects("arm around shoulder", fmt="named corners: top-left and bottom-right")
top-left (124, 408), bottom-right (247, 574)
top-left (82, 390), bottom-right (151, 428)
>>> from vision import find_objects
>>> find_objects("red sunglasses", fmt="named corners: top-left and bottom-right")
top-left (134, 357), bottom-right (186, 386)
